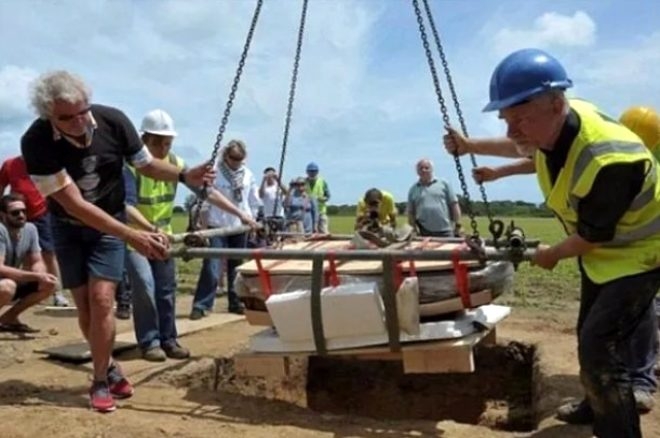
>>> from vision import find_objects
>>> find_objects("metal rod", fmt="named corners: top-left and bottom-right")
top-left (274, 232), bottom-right (541, 247)
top-left (381, 256), bottom-right (401, 352)
top-left (310, 255), bottom-right (327, 355)
top-left (169, 225), bottom-right (257, 244)
top-left (169, 246), bottom-right (536, 262)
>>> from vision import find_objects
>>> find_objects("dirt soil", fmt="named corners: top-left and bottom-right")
top-left (1, 295), bottom-right (660, 438)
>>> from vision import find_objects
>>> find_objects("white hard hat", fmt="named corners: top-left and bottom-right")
top-left (140, 109), bottom-right (177, 137)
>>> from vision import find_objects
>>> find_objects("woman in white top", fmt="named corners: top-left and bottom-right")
top-left (191, 140), bottom-right (261, 317)
top-left (259, 166), bottom-right (287, 218)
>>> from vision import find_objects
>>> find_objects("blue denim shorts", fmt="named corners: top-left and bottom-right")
top-left (51, 217), bottom-right (126, 289)
top-left (31, 211), bottom-right (55, 253)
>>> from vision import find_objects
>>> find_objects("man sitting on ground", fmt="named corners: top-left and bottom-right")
top-left (0, 155), bottom-right (69, 307)
top-left (0, 194), bottom-right (57, 333)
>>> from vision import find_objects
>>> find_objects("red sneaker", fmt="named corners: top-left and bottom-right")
top-left (107, 362), bottom-right (134, 399)
top-left (89, 381), bottom-right (116, 413)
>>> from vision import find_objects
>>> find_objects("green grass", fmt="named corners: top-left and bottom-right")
top-left (171, 213), bottom-right (580, 310)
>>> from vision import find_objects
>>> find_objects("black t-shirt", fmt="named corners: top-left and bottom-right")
top-left (21, 104), bottom-right (144, 219)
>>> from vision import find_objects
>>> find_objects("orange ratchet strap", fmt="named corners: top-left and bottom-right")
top-left (252, 250), bottom-right (273, 299)
top-left (451, 244), bottom-right (472, 309)
top-left (324, 251), bottom-right (340, 287)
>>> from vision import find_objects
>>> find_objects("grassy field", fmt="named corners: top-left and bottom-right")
top-left (171, 214), bottom-right (580, 310)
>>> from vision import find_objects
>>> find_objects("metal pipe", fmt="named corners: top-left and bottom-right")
top-left (169, 245), bottom-right (536, 262)
top-left (274, 232), bottom-right (541, 247)
top-left (169, 225), bottom-right (258, 244)
top-left (507, 228), bottom-right (526, 249)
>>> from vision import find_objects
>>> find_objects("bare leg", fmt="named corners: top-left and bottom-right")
top-left (87, 277), bottom-right (116, 381)
top-left (71, 285), bottom-right (91, 340)
top-left (0, 279), bottom-right (17, 311)
top-left (0, 285), bottom-right (54, 324)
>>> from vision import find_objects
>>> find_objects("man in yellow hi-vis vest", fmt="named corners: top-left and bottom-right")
top-left (304, 162), bottom-right (331, 233)
top-left (444, 48), bottom-right (660, 438)
top-left (124, 109), bottom-right (257, 362)
top-left (446, 102), bottom-right (660, 412)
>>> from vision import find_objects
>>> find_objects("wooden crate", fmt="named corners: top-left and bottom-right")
top-left (234, 326), bottom-right (497, 376)
top-left (236, 239), bottom-right (479, 276)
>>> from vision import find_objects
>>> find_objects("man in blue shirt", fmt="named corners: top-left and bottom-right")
top-left (407, 159), bottom-right (462, 237)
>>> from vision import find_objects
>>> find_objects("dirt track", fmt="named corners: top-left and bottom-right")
top-left (1, 296), bottom-right (659, 438)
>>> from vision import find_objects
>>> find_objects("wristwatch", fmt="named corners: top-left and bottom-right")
top-left (177, 171), bottom-right (186, 184)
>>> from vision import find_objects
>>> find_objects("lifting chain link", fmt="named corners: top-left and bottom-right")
top-left (411, 0), bottom-right (479, 239)
top-left (419, 0), bottom-right (496, 228)
top-left (271, 0), bottom-right (309, 218)
top-left (190, 0), bottom-right (264, 231)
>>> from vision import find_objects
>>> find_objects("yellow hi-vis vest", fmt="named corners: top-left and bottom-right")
top-left (535, 99), bottom-right (660, 284)
top-left (305, 176), bottom-right (328, 214)
top-left (128, 153), bottom-right (184, 235)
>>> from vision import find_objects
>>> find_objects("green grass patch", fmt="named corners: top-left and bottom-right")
top-left (171, 213), bottom-right (580, 310)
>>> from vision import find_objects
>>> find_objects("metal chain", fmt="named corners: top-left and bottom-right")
top-left (420, 0), bottom-right (495, 226)
top-left (190, 0), bottom-right (264, 230)
top-left (411, 0), bottom-right (479, 238)
top-left (271, 0), bottom-right (309, 218)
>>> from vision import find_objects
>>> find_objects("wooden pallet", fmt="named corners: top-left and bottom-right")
top-left (236, 239), bottom-right (478, 276)
top-left (234, 326), bottom-right (497, 376)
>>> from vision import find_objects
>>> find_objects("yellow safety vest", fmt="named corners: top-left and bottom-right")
top-left (535, 99), bottom-right (660, 284)
top-left (356, 190), bottom-right (397, 226)
top-left (305, 176), bottom-right (328, 214)
top-left (128, 153), bottom-right (184, 235)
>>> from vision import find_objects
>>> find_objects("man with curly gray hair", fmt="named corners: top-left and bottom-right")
top-left (21, 70), bottom-right (215, 413)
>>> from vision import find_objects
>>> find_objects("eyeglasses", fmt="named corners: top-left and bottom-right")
top-left (227, 155), bottom-right (244, 162)
top-left (7, 209), bottom-right (26, 217)
top-left (56, 106), bottom-right (91, 122)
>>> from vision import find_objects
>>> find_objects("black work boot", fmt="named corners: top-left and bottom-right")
top-left (556, 399), bottom-right (594, 424)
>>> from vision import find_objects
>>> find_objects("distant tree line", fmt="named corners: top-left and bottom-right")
top-left (455, 197), bottom-right (554, 218)
top-left (176, 193), bottom-right (553, 218)
top-left (325, 197), bottom-right (553, 218)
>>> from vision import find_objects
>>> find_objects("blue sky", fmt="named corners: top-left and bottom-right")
top-left (1, 0), bottom-right (659, 207)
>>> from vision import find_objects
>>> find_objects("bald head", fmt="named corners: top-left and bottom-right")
top-left (416, 159), bottom-right (434, 183)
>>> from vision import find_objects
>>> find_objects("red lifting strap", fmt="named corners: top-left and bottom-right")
top-left (452, 244), bottom-right (472, 309)
top-left (253, 250), bottom-right (274, 299)
top-left (325, 251), bottom-right (340, 288)
top-left (408, 237), bottom-right (433, 278)
top-left (393, 261), bottom-right (405, 290)
top-left (408, 259), bottom-right (417, 278)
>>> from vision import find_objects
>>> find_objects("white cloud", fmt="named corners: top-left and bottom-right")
top-left (0, 65), bottom-right (38, 123)
top-left (0, 2), bottom-right (657, 207)
top-left (492, 11), bottom-right (597, 56)
top-left (578, 32), bottom-right (660, 106)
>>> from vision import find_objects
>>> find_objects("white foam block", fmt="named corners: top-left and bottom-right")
top-left (250, 304), bottom-right (511, 353)
top-left (265, 282), bottom-right (386, 342)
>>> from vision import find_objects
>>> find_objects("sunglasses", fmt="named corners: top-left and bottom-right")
top-left (7, 209), bottom-right (26, 217)
top-left (227, 155), bottom-right (244, 162)
top-left (56, 106), bottom-right (91, 122)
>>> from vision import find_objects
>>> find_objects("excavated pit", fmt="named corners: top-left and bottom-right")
top-left (175, 341), bottom-right (540, 432)
top-left (307, 341), bottom-right (540, 431)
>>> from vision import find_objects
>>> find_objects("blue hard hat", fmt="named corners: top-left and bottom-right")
top-left (483, 48), bottom-right (573, 112)
top-left (306, 162), bottom-right (319, 172)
